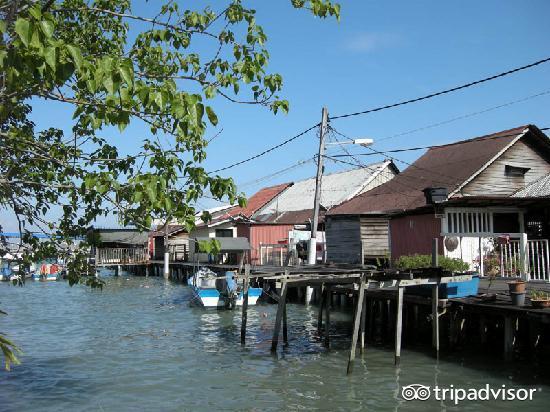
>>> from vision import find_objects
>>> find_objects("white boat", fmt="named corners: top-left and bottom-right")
top-left (189, 267), bottom-right (262, 308)
top-left (32, 263), bottom-right (62, 281)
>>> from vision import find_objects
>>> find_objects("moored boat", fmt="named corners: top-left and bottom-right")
top-left (33, 263), bottom-right (62, 281)
top-left (188, 268), bottom-right (262, 308)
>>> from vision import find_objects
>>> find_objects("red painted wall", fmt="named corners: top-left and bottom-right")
top-left (390, 214), bottom-right (443, 263)
top-left (237, 223), bottom-right (293, 264)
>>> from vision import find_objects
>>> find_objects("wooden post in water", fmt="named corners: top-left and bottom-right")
top-left (394, 286), bottom-right (404, 366)
top-left (240, 264), bottom-right (250, 345)
top-left (360, 295), bottom-right (367, 354)
top-left (324, 286), bottom-right (331, 348)
top-left (504, 316), bottom-right (515, 361)
top-left (347, 275), bottom-right (366, 375)
top-left (283, 297), bottom-right (288, 346)
top-left (271, 273), bottom-right (289, 353)
top-left (432, 283), bottom-right (440, 355)
top-left (317, 283), bottom-right (326, 333)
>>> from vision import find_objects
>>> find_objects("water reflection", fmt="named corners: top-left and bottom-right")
top-left (1, 275), bottom-right (550, 411)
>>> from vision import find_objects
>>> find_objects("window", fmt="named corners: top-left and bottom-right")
top-left (505, 165), bottom-right (530, 177)
top-left (493, 212), bottom-right (520, 234)
top-left (215, 229), bottom-right (233, 238)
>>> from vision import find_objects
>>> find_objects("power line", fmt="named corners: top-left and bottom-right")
top-left (208, 123), bottom-right (319, 174)
top-left (238, 157), bottom-right (315, 189)
top-left (329, 126), bottom-right (459, 186)
top-left (327, 127), bottom-right (550, 159)
top-left (329, 56), bottom-right (550, 120)
top-left (376, 89), bottom-right (550, 143)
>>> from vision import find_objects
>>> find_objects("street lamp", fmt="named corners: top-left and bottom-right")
top-left (305, 107), bottom-right (374, 303)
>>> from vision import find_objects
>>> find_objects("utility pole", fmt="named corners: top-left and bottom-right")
top-left (306, 107), bottom-right (328, 304)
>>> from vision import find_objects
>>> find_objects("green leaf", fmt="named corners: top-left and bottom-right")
top-left (44, 46), bottom-right (56, 70)
top-left (119, 62), bottom-right (134, 87)
top-left (14, 18), bottom-right (31, 46)
top-left (66, 45), bottom-right (83, 69)
top-left (205, 106), bottom-right (218, 126)
top-left (103, 75), bottom-right (114, 94)
top-left (0, 20), bottom-right (7, 33)
top-left (40, 20), bottom-right (54, 38)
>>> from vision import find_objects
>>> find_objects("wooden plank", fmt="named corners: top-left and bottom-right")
top-left (271, 278), bottom-right (288, 353)
top-left (240, 264), bottom-right (250, 345)
top-left (395, 287), bottom-right (404, 366)
top-left (347, 275), bottom-right (366, 375)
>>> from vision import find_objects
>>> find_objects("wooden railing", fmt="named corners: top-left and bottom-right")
top-left (95, 248), bottom-right (148, 266)
top-left (501, 239), bottom-right (550, 282)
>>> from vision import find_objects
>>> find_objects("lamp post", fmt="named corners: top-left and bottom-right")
top-left (305, 107), bottom-right (374, 304)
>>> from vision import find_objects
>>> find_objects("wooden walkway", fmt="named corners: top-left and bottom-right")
top-left (236, 265), bottom-right (475, 374)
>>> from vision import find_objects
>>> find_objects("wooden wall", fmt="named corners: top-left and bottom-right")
top-left (360, 217), bottom-right (390, 258)
top-left (390, 213), bottom-right (443, 262)
top-left (462, 139), bottom-right (550, 196)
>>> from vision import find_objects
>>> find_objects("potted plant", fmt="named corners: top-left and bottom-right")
top-left (479, 256), bottom-right (499, 302)
top-left (530, 290), bottom-right (550, 309)
top-left (508, 279), bottom-right (526, 293)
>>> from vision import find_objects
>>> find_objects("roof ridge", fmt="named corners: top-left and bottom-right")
top-left (426, 125), bottom-right (528, 150)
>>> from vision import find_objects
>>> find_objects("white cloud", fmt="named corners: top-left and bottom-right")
top-left (346, 32), bottom-right (402, 52)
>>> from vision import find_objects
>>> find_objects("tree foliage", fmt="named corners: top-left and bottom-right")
top-left (0, 0), bottom-right (340, 369)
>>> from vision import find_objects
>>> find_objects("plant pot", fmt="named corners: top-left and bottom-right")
top-left (531, 299), bottom-right (550, 309)
top-left (510, 292), bottom-right (526, 306)
top-left (507, 280), bottom-right (526, 294)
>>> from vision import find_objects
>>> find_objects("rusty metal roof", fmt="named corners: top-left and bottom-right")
top-left (329, 125), bottom-right (548, 215)
top-left (198, 183), bottom-right (292, 227)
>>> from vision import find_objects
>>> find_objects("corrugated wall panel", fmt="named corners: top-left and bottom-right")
top-left (390, 214), bottom-right (443, 262)
top-left (248, 224), bottom-right (293, 264)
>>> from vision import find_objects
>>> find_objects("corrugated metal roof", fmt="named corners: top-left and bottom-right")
top-left (329, 125), bottom-right (546, 215)
top-left (192, 237), bottom-right (251, 251)
top-left (253, 208), bottom-right (325, 224)
top-left (513, 173), bottom-right (550, 197)
top-left (196, 183), bottom-right (292, 227)
top-left (253, 161), bottom-right (393, 221)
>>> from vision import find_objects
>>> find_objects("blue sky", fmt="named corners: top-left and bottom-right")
top-left (5, 0), bottom-right (550, 230)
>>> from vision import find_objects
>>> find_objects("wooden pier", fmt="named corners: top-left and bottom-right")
top-left (235, 265), bottom-right (478, 374)
top-left (101, 260), bottom-right (550, 372)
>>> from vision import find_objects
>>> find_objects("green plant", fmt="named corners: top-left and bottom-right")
top-left (531, 290), bottom-right (550, 300)
top-left (394, 254), bottom-right (469, 273)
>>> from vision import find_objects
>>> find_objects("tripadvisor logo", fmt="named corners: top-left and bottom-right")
top-left (401, 384), bottom-right (540, 404)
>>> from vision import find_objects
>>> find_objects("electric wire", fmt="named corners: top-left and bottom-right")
top-left (329, 56), bottom-right (550, 120)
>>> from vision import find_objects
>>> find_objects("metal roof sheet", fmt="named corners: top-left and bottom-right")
top-left (192, 237), bottom-right (251, 251)
top-left (253, 161), bottom-right (392, 220)
top-left (513, 173), bottom-right (550, 197)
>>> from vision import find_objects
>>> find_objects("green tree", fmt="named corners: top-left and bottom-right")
top-left (0, 0), bottom-right (340, 369)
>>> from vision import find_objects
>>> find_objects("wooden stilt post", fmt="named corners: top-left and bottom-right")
top-left (283, 298), bottom-right (288, 346)
top-left (432, 283), bottom-right (439, 355)
top-left (324, 286), bottom-right (331, 348)
top-left (347, 275), bottom-right (366, 375)
top-left (317, 283), bottom-right (325, 334)
top-left (271, 274), bottom-right (288, 353)
top-left (504, 316), bottom-right (515, 361)
top-left (240, 264), bottom-right (250, 345)
top-left (360, 295), bottom-right (367, 354)
top-left (395, 286), bottom-right (404, 366)
top-left (479, 315), bottom-right (487, 345)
